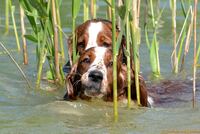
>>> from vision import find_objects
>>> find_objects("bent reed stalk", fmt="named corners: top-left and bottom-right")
top-left (0, 42), bottom-right (32, 89)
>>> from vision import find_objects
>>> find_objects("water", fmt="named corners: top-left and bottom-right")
top-left (1, 1), bottom-right (200, 134)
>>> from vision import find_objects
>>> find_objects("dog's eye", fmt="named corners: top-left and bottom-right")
top-left (78, 42), bottom-right (85, 48)
top-left (107, 61), bottom-right (113, 67)
top-left (82, 57), bottom-right (90, 64)
top-left (103, 42), bottom-right (110, 47)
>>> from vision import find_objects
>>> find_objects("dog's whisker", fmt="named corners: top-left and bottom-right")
top-left (73, 80), bottom-right (81, 87)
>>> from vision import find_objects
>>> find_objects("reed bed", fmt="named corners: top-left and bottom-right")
top-left (0, 0), bottom-right (199, 119)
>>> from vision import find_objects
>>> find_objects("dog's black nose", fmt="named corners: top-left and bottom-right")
top-left (89, 71), bottom-right (103, 83)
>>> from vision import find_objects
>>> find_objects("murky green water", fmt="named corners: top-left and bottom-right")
top-left (1, 1), bottom-right (200, 134)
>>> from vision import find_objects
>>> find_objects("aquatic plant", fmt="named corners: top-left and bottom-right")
top-left (5, 0), bottom-right (10, 34)
top-left (91, 0), bottom-right (96, 19)
top-left (171, 0), bottom-right (178, 73)
top-left (20, 6), bottom-right (28, 65)
top-left (19, 0), bottom-right (65, 87)
top-left (10, 1), bottom-right (21, 52)
top-left (193, 0), bottom-right (198, 108)
top-left (144, 0), bottom-right (161, 77)
top-left (130, 0), bottom-right (141, 106)
top-left (83, 0), bottom-right (89, 21)
top-left (111, 0), bottom-right (118, 120)
top-left (125, 0), bottom-right (132, 108)
top-left (72, 0), bottom-right (81, 64)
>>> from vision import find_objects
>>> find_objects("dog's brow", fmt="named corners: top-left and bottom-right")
top-left (86, 22), bottom-right (103, 50)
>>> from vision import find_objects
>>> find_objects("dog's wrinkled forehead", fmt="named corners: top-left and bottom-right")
top-left (90, 47), bottom-right (107, 68)
top-left (86, 22), bottom-right (103, 50)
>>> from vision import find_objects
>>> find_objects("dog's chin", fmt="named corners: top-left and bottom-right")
top-left (84, 90), bottom-right (104, 98)
top-left (81, 80), bottom-right (106, 98)
top-left (83, 84), bottom-right (104, 98)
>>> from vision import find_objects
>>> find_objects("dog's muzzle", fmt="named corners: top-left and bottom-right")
top-left (83, 70), bottom-right (104, 97)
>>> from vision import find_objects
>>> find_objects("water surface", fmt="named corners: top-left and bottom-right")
top-left (0, 1), bottom-right (200, 134)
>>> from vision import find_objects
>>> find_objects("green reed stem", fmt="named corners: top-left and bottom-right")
top-left (91, 0), bottom-right (96, 19)
top-left (131, 0), bottom-right (141, 106)
top-left (83, 0), bottom-right (89, 21)
top-left (5, 0), bottom-right (10, 34)
top-left (196, 42), bottom-right (200, 62)
top-left (11, 5), bottom-right (21, 51)
top-left (0, 42), bottom-right (32, 89)
top-left (125, 0), bottom-right (131, 108)
top-left (180, 8), bottom-right (193, 71)
top-left (111, 0), bottom-right (118, 121)
top-left (72, 0), bottom-right (81, 64)
top-left (149, 0), bottom-right (155, 28)
top-left (36, 27), bottom-right (48, 88)
top-left (173, 7), bottom-right (191, 70)
top-left (56, 0), bottom-right (65, 61)
top-left (107, 0), bottom-right (112, 20)
top-left (148, 0), bottom-right (160, 76)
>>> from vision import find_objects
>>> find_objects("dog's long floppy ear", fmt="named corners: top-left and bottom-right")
top-left (64, 63), bottom-right (78, 100)
top-left (130, 68), bottom-right (148, 107)
top-left (117, 49), bottom-right (148, 106)
top-left (117, 37), bottom-right (127, 66)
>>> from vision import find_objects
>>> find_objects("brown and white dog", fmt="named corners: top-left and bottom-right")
top-left (63, 19), bottom-right (126, 73)
top-left (64, 47), bottom-right (148, 107)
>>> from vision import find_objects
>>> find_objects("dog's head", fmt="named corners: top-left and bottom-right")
top-left (67, 19), bottom-right (125, 66)
top-left (65, 47), bottom-right (148, 106)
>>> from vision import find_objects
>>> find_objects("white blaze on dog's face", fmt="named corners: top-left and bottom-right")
top-left (86, 22), bottom-right (103, 50)
top-left (77, 47), bottom-right (113, 98)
